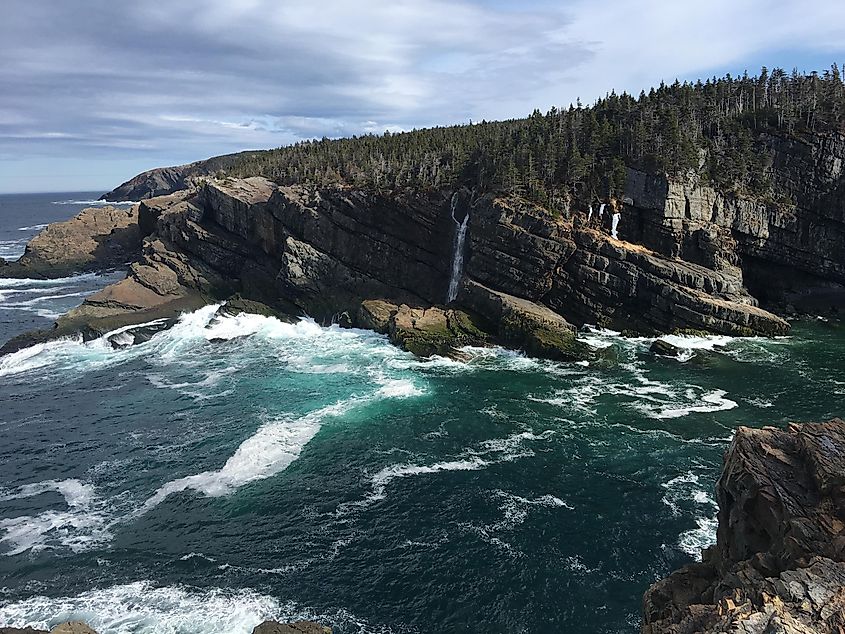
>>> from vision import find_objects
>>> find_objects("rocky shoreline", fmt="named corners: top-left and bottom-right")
top-left (0, 169), bottom-right (808, 358)
top-left (643, 418), bottom-right (845, 633)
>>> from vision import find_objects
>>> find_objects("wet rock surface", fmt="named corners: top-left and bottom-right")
top-left (642, 418), bottom-right (845, 634)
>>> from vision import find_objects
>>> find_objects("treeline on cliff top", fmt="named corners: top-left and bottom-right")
top-left (220, 66), bottom-right (845, 212)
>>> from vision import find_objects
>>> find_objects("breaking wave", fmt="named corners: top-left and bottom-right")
top-left (0, 479), bottom-right (111, 556)
top-left (343, 429), bottom-right (555, 513)
top-left (0, 581), bottom-right (399, 634)
top-left (52, 199), bottom-right (138, 206)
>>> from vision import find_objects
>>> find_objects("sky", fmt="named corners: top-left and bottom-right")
top-left (2, 0), bottom-right (845, 194)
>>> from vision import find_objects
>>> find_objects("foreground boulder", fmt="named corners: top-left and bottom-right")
top-left (458, 280), bottom-right (585, 360)
top-left (358, 300), bottom-right (489, 357)
top-left (642, 418), bottom-right (845, 633)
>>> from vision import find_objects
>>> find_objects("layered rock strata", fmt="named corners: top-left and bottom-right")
top-left (1, 175), bottom-right (791, 356)
top-left (624, 132), bottom-right (845, 315)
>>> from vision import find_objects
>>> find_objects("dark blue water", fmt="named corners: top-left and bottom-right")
top-left (0, 194), bottom-right (843, 634)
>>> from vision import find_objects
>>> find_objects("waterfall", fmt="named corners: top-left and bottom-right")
top-left (446, 193), bottom-right (469, 303)
top-left (611, 212), bottom-right (620, 239)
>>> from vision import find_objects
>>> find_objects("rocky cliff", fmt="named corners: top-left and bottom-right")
top-left (624, 131), bottom-right (845, 316)
top-left (642, 418), bottom-right (845, 633)
top-left (1, 171), bottom-right (795, 356)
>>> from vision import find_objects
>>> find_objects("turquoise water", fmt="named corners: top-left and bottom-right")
top-left (0, 195), bottom-right (844, 634)
top-left (0, 299), bottom-right (843, 633)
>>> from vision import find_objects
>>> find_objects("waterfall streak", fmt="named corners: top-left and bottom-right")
top-left (447, 194), bottom-right (469, 303)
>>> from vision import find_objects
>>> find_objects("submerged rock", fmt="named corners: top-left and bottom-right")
top-left (105, 319), bottom-right (175, 349)
top-left (642, 418), bottom-right (845, 633)
top-left (214, 295), bottom-right (296, 323)
top-left (649, 339), bottom-right (683, 357)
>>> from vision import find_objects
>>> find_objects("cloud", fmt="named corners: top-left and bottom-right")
top-left (1, 0), bottom-right (845, 192)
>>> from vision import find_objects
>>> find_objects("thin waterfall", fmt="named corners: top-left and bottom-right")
top-left (447, 193), bottom-right (469, 303)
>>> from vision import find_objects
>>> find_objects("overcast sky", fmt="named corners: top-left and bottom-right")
top-left (2, 0), bottom-right (845, 194)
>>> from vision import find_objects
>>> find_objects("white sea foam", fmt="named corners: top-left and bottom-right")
top-left (141, 400), bottom-right (352, 510)
top-left (0, 581), bottom-right (397, 634)
top-left (350, 429), bottom-right (554, 510)
top-left (0, 335), bottom-right (89, 378)
top-left (658, 334), bottom-right (735, 350)
top-left (649, 389), bottom-right (738, 419)
top-left (52, 199), bottom-right (138, 205)
top-left (0, 479), bottom-right (110, 556)
top-left (488, 489), bottom-right (572, 531)
top-left (375, 378), bottom-right (424, 398)
top-left (142, 373), bottom-right (426, 512)
top-left (678, 516), bottom-right (719, 560)
top-left (0, 581), bottom-right (278, 634)
top-left (0, 273), bottom-right (102, 288)
top-left (17, 223), bottom-right (50, 231)
top-left (1, 291), bottom-right (89, 310)
top-left (661, 470), bottom-right (719, 560)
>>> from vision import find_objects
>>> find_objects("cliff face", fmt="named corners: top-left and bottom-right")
top-left (37, 176), bottom-right (786, 350)
top-left (624, 131), bottom-right (845, 314)
top-left (1, 172), bottom-right (793, 356)
top-left (643, 419), bottom-right (845, 634)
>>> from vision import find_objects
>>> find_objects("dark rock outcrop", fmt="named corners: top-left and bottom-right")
top-left (649, 339), bottom-right (683, 358)
top-left (642, 418), bottom-right (845, 634)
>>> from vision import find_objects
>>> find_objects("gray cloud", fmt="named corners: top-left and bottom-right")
top-left (1, 0), bottom-right (845, 192)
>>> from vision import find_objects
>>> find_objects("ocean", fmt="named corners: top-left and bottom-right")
top-left (0, 192), bottom-right (843, 633)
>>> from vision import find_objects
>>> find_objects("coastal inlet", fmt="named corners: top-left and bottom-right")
top-left (0, 268), bottom-right (843, 631)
